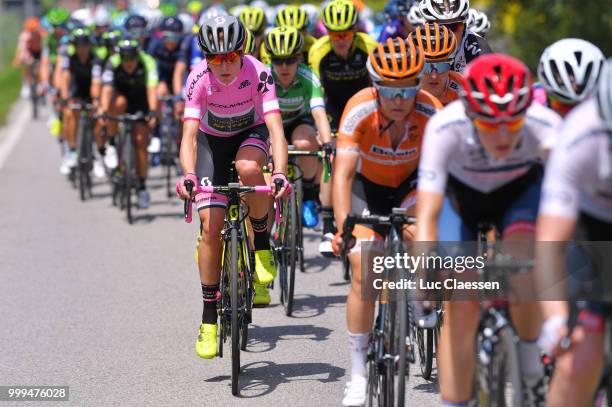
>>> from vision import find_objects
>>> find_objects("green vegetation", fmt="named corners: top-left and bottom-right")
top-left (478, 0), bottom-right (612, 71)
top-left (0, 11), bottom-right (22, 126)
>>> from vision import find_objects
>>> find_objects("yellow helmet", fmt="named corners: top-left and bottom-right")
top-left (239, 6), bottom-right (267, 35)
top-left (244, 28), bottom-right (256, 54)
top-left (275, 5), bottom-right (309, 31)
top-left (264, 26), bottom-right (303, 58)
top-left (322, 0), bottom-right (358, 32)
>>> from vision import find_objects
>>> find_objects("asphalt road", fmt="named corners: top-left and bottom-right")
top-left (0, 102), bottom-right (440, 406)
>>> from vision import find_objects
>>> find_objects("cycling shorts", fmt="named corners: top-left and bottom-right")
top-left (284, 115), bottom-right (315, 143)
top-left (195, 124), bottom-right (270, 211)
top-left (350, 172), bottom-right (417, 245)
top-left (114, 91), bottom-right (150, 115)
top-left (441, 165), bottom-right (543, 241)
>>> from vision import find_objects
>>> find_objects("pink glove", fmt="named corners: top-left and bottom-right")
top-left (271, 172), bottom-right (290, 196)
top-left (176, 173), bottom-right (198, 199)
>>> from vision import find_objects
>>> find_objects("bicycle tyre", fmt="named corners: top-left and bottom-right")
top-left (124, 130), bottom-right (134, 224)
top-left (230, 227), bottom-right (240, 396)
top-left (294, 176), bottom-right (305, 274)
top-left (285, 186), bottom-right (297, 316)
top-left (396, 282), bottom-right (408, 406)
top-left (240, 217), bottom-right (252, 351)
top-left (418, 327), bottom-right (434, 380)
top-left (30, 83), bottom-right (38, 119)
top-left (383, 298), bottom-right (396, 406)
top-left (76, 116), bottom-right (87, 201)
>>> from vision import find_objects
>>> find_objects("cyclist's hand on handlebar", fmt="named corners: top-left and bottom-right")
top-left (147, 115), bottom-right (158, 129)
top-left (322, 142), bottom-right (335, 162)
top-left (271, 172), bottom-right (290, 199)
top-left (537, 315), bottom-right (568, 357)
top-left (176, 173), bottom-right (198, 200)
top-left (332, 231), bottom-right (356, 257)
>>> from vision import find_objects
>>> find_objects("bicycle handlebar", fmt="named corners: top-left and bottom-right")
top-left (286, 145), bottom-right (333, 182)
top-left (182, 181), bottom-right (282, 225)
top-left (341, 210), bottom-right (416, 256)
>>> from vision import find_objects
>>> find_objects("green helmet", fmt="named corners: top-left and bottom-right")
top-left (275, 6), bottom-right (309, 31)
top-left (47, 7), bottom-right (70, 27)
top-left (160, 2), bottom-right (178, 17)
top-left (322, 0), bottom-right (357, 32)
top-left (239, 7), bottom-right (267, 35)
top-left (264, 26), bottom-right (303, 58)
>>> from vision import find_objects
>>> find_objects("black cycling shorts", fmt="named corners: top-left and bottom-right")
top-left (284, 115), bottom-right (315, 143)
top-left (194, 124), bottom-right (270, 210)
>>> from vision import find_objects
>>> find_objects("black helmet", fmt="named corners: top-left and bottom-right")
top-left (70, 27), bottom-right (92, 45)
top-left (116, 37), bottom-right (140, 58)
top-left (197, 15), bottom-right (246, 55)
top-left (102, 30), bottom-right (122, 48)
top-left (125, 14), bottom-right (147, 31)
top-left (159, 16), bottom-right (184, 33)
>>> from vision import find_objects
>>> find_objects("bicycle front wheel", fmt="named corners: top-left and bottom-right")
top-left (230, 227), bottom-right (240, 396)
top-left (284, 186), bottom-right (298, 316)
top-left (123, 132), bottom-right (134, 224)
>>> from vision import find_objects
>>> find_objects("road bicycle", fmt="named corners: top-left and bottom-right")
top-left (183, 171), bottom-right (282, 396)
top-left (271, 146), bottom-right (330, 316)
top-left (341, 208), bottom-right (416, 406)
top-left (69, 101), bottom-right (96, 201)
top-left (158, 95), bottom-right (179, 198)
top-left (108, 112), bottom-right (148, 225)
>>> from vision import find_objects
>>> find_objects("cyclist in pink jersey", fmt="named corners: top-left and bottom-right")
top-left (176, 15), bottom-right (289, 360)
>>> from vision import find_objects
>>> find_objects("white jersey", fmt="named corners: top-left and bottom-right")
top-left (418, 101), bottom-right (562, 194)
top-left (539, 98), bottom-right (612, 223)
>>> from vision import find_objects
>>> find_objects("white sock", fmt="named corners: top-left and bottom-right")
top-left (519, 339), bottom-right (544, 381)
top-left (348, 331), bottom-right (369, 380)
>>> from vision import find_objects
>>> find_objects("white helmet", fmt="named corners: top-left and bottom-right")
top-left (596, 58), bottom-right (612, 130)
top-left (199, 5), bottom-right (228, 24)
top-left (177, 12), bottom-right (195, 34)
top-left (300, 4), bottom-right (319, 25)
top-left (94, 6), bottom-right (111, 27)
top-left (467, 9), bottom-right (490, 36)
top-left (419, 0), bottom-right (470, 23)
top-left (538, 38), bottom-right (605, 104)
top-left (72, 8), bottom-right (94, 27)
top-left (407, 4), bottom-right (424, 25)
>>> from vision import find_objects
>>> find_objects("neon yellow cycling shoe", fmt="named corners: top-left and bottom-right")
top-left (195, 323), bottom-right (217, 359)
top-left (50, 118), bottom-right (61, 137)
top-left (254, 249), bottom-right (276, 284)
top-left (253, 282), bottom-right (271, 306)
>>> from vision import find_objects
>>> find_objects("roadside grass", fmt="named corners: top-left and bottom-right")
top-left (0, 60), bottom-right (22, 126)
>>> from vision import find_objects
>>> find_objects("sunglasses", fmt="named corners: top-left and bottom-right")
top-left (473, 116), bottom-right (525, 132)
top-left (205, 51), bottom-right (241, 65)
top-left (549, 97), bottom-right (575, 116)
top-left (162, 32), bottom-right (182, 42)
top-left (422, 61), bottom-right (451, 74)
top-left (441, 22), bottom-right (465, 32)
top-left (271, 57), bottom-right (299, 66)
top-left (374, 83), bottom-right (419, 100)
top-left (329, 31), bottom-right (354, 41)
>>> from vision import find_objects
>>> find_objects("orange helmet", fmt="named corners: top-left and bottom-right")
top-left (409, 22), bottom-right (457, 62)
top-left (24, 16), bottom-right (40, 32)
top-left (366, 36), bottom-right (424, 82)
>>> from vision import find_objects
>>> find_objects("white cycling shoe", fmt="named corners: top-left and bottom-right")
top-left (342, 375), bottom-right (367, 406)
top-left (104, 145), bottom-right (118, 170)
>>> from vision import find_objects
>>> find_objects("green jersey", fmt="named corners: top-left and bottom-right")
top-left (271, 64), bottom-right (325, 125)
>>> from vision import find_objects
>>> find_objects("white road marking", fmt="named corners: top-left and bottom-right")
top-left (0, 102), bottom-right (31, 170)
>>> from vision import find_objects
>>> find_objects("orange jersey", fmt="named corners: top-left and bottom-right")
top-left (437, 71), bottom-right (462, 106)
top-left (337, 87), bottom-right (442, 188)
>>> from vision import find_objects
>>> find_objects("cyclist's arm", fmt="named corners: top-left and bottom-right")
top-left (91, 62), bottom-right (102, 102)
top-left (414, 113), bottom-right (457, 241)
top-left (39, 54), bottom-right (50, 85)
top-left (312, 107), bottom-right (332, 144)
top-left (52, 54), bottom-right (63, 89)
top-left (266, 112), bottom-right (287, 174)
top-left (173, 61), bottom-right (187, 96)
top-left (332, 143), bottom-right (358, 233)
top-left (59, 54), bottom-right (70, 100)
top-left (142, 53), bottom-right (160, 112)
top-left (100, 61), bottom-right (114, 112)
top-left (179, 120), bottom-right (199, 175)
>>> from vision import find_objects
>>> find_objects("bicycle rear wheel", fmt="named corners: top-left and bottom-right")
top-left (230, 227), bottom-right (241, 396)
top-left (240, 218), bottom-right (252, 351)
top-left (417, 327), bottom-right (434, 380)
top-left (395, 283), bottom-right (408, 405)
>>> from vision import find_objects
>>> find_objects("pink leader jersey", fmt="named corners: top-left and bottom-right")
top-left (183, 55), bottom-right (280, 136)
